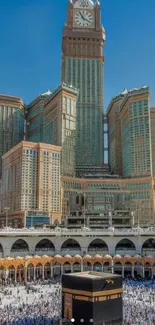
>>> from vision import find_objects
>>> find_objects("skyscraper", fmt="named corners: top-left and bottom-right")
top-left (43, 83), bottom-right (78, 177)
top-left (0, 95), bottom-right (25, 177)
top-left (62, 0), bottom-right (105, 174)
top-left (26, 91), bottom-right (52, 143)
top-left (150, 107), bottom-right (155, 176)
top-left (0, 141), bottom-right (61, 228)
top-left (107, 86), bottom-right (152, 178)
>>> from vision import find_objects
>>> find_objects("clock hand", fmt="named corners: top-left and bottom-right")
top-left (79, 12), bottom-right (85, 20)
top-left (79, 11), bottom-right (92, 24)
top-left (84, 17), bottom-right (91, 23)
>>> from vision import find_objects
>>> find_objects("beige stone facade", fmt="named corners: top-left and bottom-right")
top-left (0, 141), bottom-right (61, 227)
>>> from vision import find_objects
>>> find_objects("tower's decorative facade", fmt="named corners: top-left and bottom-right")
top-left (62, 0), bottom-right (106, 173)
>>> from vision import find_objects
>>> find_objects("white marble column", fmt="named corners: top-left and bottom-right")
top-left (132, 265), bottom-right (134, 278)
top-left (122, 266), bottom-right (124, 278)
top-left (142, 266), bottom-right (144, 278)
top-left (24, 268), bottom-right (27, 283)
top-left (51, 266), bottom-right (53, 278)
top-left (42, 265), bottom-right (44, 280)
top-left (14, 269), bottom-right (17, 283)
top-left (33, 268), bottom-right (36, 281)
top-left (111, 260), bottom-right (114, 274)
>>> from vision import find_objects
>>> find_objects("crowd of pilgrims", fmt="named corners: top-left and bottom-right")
top-left (0, 276), bottom-right (155, 324)
top-left (123, 278), bottom-right (155, 325)
top-left (0, 278), bottom-right (61, 325)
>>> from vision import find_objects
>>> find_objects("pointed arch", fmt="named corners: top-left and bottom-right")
top-left (0, 243), bottom-right (3, 258)
top-left (11, 239), bottom-right (29, 257)
top-left (93, 262), bottom-right (102, 272)
top-left (115, 239), bottom-right (136, 256)
top-left (35, 239), bottom-right (55, 254)
top-left (61, 239), bottom-right (81, 251)
top-left (73, 262), bottom-right (81, 273)
top-left (88, 239), bottom-right (108, 255)
top-left (44, 263), bottom-right (51, 279)
top-left (142, 238), bottom-right (155, 257)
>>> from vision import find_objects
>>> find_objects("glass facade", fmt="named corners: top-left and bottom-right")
top-left (150, 110), bottom-right (155, 176)
top-left (123, 122), bottom-right (131, 177)
top-left (26, 216), bottom-right (50, 228)
top-left (43, 85), bottom-right (78, 177)
top-left (61, 96), bottom-right (77, 176)
top-left (63, 57), bottom-right (104, 169)
top-left (0, 104), bottom-right (25, 177)
top-left (27, 92), bottom-right (52, 143)
top-left (62, 177), bottom-right (153, 226)
top-left (122, 97), bottom-right (151, 177)
top-left (108, 87), bottom-right (152, 178)
top-left (27, 105), bottom-right (44, 142)
top-left (108, 98), bottom-right (125, 176)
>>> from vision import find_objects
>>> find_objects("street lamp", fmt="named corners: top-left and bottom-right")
top-left (4, 207), bottom-right (10, 228)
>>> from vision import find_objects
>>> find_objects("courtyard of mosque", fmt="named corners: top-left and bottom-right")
top-left (0, 228), bottom-right (155, 323)
top-left (0, 279), bottom-right (154, 324)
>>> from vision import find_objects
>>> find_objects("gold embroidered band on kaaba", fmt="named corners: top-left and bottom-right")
top-left (106, 279), bottom-right (114, 284)
top-left (62, 288), bottom-right (122, 298)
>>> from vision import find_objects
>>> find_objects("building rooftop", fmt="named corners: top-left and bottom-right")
top-left (66, 271), bottom-right (120, 279)
top-left (2, 141), bottom-right (61, 160)
top-left (107, 85), bottom-right (149, 114)
top-left (0, 226), bottom-right (154, 237)
top-left (27, 83), bottom-right (78, 110)
top-left (0, 94), bottom-right (25, 107)
top-left (41, 90), bottom-right (52, 96)
top-left (27, 90), bottom-right (53, 109)
top-left (45, 83), bottom-right (78, 107)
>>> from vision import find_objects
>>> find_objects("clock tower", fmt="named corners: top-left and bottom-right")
top-left (62, 0), bottom-right (106, 174)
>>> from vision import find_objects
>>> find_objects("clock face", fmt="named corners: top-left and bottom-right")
top-left (74, 10), bottom-right (93, 27)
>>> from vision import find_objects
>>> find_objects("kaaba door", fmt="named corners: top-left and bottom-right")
top-left (66, 309), bottom-right (69, 319)
top-left (64, 293), bottom-right (72, 320)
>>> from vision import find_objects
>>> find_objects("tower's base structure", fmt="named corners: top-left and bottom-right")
top-left (62, 272), bottom-right (123, 325)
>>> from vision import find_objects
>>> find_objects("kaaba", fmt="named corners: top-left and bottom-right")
top-left (62, 272), bottom-right (123, 325)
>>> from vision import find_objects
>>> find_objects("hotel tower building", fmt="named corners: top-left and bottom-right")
top-left (62, 0), bottom-right (105, 174)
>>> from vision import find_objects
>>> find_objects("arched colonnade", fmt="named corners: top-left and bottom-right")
top-left (0, 255), bottom-right (155, 283)
top-left (1, 237), bottom-right (155, 258)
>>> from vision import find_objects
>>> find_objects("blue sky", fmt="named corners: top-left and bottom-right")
top-left (0, 0), bottom-right (155, 109)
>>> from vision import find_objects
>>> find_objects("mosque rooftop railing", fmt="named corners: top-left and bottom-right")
top-left (0, 226), bottom-right (155, 237)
